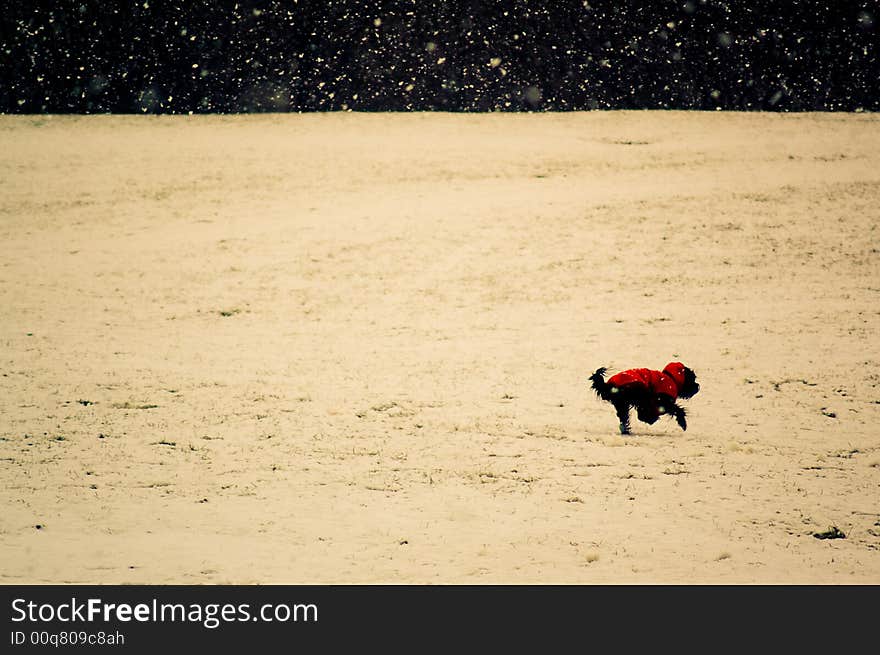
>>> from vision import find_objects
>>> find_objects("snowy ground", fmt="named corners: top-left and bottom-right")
top-left (1, 111), bottom-right (879, 583)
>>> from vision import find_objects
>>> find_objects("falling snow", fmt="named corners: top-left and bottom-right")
top-left (1, 1), bottom-right (877, 113)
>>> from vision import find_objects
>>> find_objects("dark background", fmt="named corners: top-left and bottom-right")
top-left (1, 0), bottom-right (877, 113)
top-left (2, 585), bottom-right (877, 651)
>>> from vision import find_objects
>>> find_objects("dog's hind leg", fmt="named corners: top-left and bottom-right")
top-left (614, 402), bottom-right (631, 435)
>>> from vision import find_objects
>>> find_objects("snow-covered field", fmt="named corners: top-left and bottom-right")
top-left (1, 111), bottom-right (878, 583)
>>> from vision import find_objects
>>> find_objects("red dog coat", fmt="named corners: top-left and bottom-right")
top-left (607, 362), bottom-right (688, 400)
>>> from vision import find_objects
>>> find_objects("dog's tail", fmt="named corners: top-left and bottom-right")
top-left (589, 367), bottom-right (614, 401)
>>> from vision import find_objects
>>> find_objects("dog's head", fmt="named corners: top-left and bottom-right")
top-left (663, 362), bottom-right (700, 399)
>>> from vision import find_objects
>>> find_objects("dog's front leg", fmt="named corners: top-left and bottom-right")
top-left (657, 395), bottom-right (688, 431)
top-left (672, 405), bottom-right (687, 431)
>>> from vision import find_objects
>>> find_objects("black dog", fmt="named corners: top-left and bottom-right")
top-left (589, 362), bottom-right (700, 435)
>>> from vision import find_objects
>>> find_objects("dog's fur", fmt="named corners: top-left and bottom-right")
top-left (589, 365), bottom-right (700, 435)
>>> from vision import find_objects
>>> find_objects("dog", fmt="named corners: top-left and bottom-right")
top-left (589, 362), bottom-right (700, 435)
